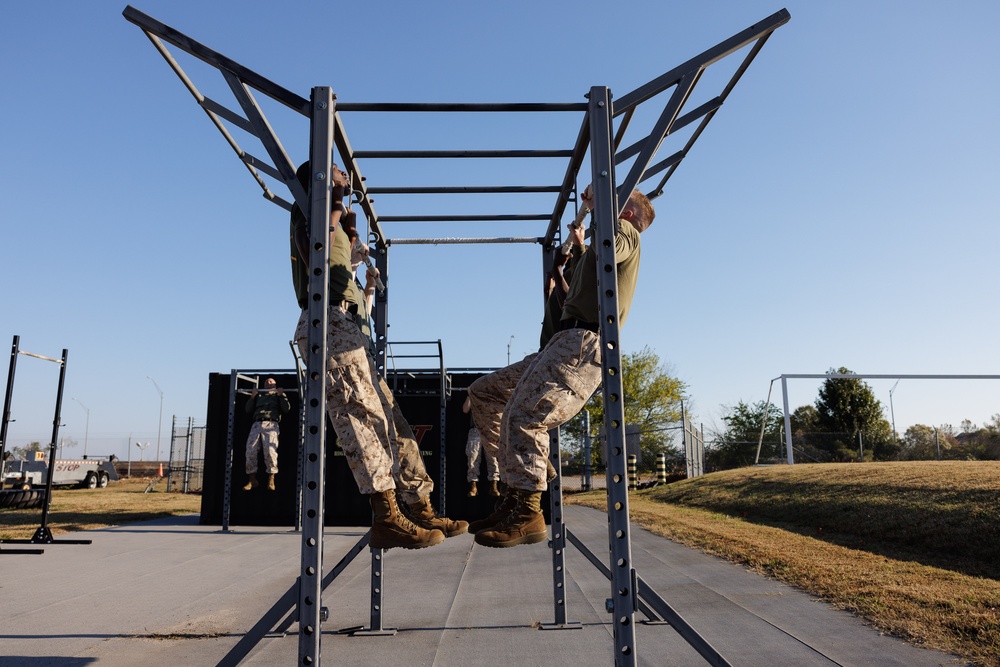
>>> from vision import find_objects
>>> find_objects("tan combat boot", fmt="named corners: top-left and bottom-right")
top-left (406, 496), bottom-right (469, 537)
top-left (243, 475), bottom-right (258, 491)
top-left (474, 488), bottom-right (547, 548)
top-left (468, 482), bottom-right (513, 534)
top-left (487, 480), bottom-right (500, 496)
top-left (467, 480), bottom-right (478, 497)
top-left (266, 473), bottom-right (276, 491)
top-left (369, 490), bottom-right (444, 550)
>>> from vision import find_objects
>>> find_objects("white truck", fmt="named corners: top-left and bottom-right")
top-left (2, 454), bottom-right (119, 490)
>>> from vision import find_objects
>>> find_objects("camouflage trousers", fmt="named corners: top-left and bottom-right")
top-left (295, 306), bottom-right (395, 494)
top-left (500, 329), bottom-right (602, 491)
top-left (245, 421), bottom-right (280, 474)
top-left (467, 353), bottom-right (536, 476)
top-left (465, 427), bottom-right (499, 483)
top-left (374, 374), bottom-right (434, 505)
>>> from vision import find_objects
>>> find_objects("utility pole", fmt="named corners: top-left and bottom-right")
top-left (147, 376), bottom-right (164, 462)
top-left (71, 397), bottom-right (90, 458)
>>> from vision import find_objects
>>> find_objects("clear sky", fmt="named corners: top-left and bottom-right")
top-left (2, 0), bottom-right (998, 463)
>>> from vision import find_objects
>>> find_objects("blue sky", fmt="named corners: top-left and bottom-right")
top-left (2, 0), bottom-right (998, 462)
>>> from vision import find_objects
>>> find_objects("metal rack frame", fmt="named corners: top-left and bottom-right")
top-left (122, 6), bottom-right (790, 665)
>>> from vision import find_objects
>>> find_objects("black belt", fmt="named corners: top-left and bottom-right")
top-left (560, 318), bottom-right (599, 333)
top-left (335, 300), bottom-right (359, 315)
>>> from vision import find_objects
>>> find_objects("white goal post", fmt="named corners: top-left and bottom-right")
top-left (761, 374), bottom-right (1000, 464)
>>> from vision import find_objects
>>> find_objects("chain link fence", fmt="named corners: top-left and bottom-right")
top-left (166, 416), bottom-right (205, 493)
top-left (558, 422), bottom-right (694, 491)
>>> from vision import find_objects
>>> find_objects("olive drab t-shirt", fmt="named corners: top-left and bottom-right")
top-left (560, 218), bottom-right (641, 328)
top-left (344, 279), bottom-right (375, 354)
top-left (290, 205), bottom-right (355, 309)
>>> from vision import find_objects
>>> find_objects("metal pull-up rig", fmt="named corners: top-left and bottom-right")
top-left (122, 6), bottom-right (790, 665)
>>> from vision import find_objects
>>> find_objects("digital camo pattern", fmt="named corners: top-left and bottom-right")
top-left (295, 306), bottom-right (395, 494)
top-left (374, 372), bottom-right (434, 504)
top-left (465, 427), bottom-right (499, 482)
top-left (500, 329), bottom-right (602, 491)
top-left (244, 421), bottom-right (280, 474)
top-left (467, 353), bottom-right (536, 473)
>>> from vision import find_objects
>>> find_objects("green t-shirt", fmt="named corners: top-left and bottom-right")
top-left (345, 279), bottom-right (375, 353)
top-left (290, 205), bottom-right (354, 308)
top-left (561, 219), bottom-right (641, 327)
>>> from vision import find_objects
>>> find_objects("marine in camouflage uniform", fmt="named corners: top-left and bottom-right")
top-left (475, 188), bottom-right (655, 549)
top-left (243, 378), bottom-right (290, 486)
top-left (290, 162), bottom-right (443, 549)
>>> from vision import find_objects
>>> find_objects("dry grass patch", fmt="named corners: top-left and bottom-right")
top-left (0, 477), bottom-right (201, 540)
top-left (568, 461), bottom-right (1000, 667)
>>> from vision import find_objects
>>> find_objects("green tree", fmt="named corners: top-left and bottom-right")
top-left (565, 346), bottom-right (686, 469)
top-left (953, 418), bottom-right (1000, 460)
top-left (709, 400), bottom-right (784, 470)
top-left (899, 424), bottom-right (945, 460)
top-left (11, 441), bottom-right (43, 461)
top-left (814, 367), bottom-right (897, 461)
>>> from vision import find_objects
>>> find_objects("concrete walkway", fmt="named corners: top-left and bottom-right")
top-left (0, 506), bottom-right (968, 666)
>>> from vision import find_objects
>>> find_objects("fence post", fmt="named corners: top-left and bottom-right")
top-left (656, 452), bottom-right (666, 484)
top-left (627, 454), bottom-right (637, 491)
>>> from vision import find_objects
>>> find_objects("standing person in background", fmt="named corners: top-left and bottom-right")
top-left (462, 396), bottom-right (499, 498)
top-left (242, 377), bottom-right (290, 492)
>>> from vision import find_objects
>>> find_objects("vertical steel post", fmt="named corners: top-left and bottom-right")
top-left (222, 370), bottom-right (238, 532)
top-left (582, 410), bottom-right (592, 492)
top-left (167, 415), bottom-right (177, 492)
top-left (185, 416), bottom-right (194, 494)
top-left (373, 246), bottom-right (389, 378)
top-left (589, 85), bottom-right (637, 665)
top-left (541, 428), bottom-right (579, 630)
top-left (0, 336), bottom-right (20, 486)
top-left (781, 376), bottom-right (794, 464)
top-left (33, 349), bottom-right (68, 542)
top-left (681, 402), bottom-right (692, 478)
top-left (298, 86), bottom-right (335, 666)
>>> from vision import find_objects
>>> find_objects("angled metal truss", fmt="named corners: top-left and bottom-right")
top-left (123, 6), bottom-right (789, 666)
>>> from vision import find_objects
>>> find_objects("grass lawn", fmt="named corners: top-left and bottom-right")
top-left (567, 461), bottom-right (1000, 667)
top-left (0, 477), bottom-right (201, 540)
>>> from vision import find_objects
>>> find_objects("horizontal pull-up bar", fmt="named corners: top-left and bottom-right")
top-left (353, 150), bottom-right (574, 159)
top-left (378, 214), bottom-right (551, 222)
top-left (387, 237), bottom-right (541, 245)
top-left (17, 351), bottom-right (64, 364)
top-left (236, 388), bottom-right (299, 394)
top-left (336, 102), bottom-right (587, 112)
top-left (367, 185), bottom-right (561, 195)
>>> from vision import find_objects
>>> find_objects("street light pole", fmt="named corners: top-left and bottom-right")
top-left (71, 397), bottom-right (90, 458)
top-left (888, 379), bottom-right (900, 443)
top-left (147, 376), bottom-right (164, 463)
